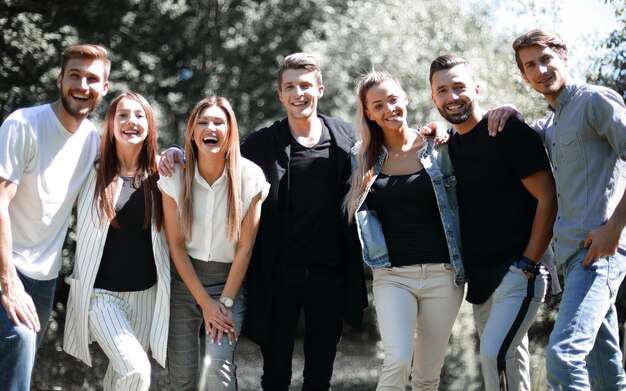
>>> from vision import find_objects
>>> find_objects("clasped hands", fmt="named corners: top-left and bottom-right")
top-left (201, 297), bottom-right (237, 346)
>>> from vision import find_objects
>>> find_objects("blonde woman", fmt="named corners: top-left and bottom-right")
top-left (158, 96), bottom-right (269, 390)
top-left (64, 92), bottom-right (170, 391)
top-left (344, 72), bottom-right (465, 390)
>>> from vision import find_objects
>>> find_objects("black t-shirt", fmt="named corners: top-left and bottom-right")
top-left (95, 178), bottom-right (157, 291)
top-left (449, 117), bottom-right (551, 304)
top-left (285, 125), bottom-right (344, 267)
top-left (366, 169), bottom-right (450, 267)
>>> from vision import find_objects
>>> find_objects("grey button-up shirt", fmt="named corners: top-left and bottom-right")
top-left (536, 83), bottom-right (626, 265)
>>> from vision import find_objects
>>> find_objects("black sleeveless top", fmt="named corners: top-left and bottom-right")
top-left (366, 169), bottom-right (450, 267)
top-left (94, 177), bottom-right (157, 291)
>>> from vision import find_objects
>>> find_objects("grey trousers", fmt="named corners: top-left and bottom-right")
top-left (168, 258), bottom-right (245, 391)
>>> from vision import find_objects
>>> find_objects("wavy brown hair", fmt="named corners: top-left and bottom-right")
top-left (94, 92), bottom-right (163, 230)
top-left (512, 29), bottom-right (568, 72)
top-left (61, 44), bottom-right (111, 80)
top-left (343, 71), bottom-right (404, 221)
top-left (180, 96), bottom-right (242, 241)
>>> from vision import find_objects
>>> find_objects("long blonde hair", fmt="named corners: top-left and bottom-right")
top-left (180, 96), bottom-right (242, 241)
top-left (343, 72), bottom-right (403, 222)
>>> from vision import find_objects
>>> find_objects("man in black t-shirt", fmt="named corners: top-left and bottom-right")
top-left (429, 55), bottom-right (557, 391)
top-left (239, 53), bottom-right (367, 391)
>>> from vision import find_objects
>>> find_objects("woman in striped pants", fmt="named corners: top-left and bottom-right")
top-left (63, 92), bottom-right (170, 391)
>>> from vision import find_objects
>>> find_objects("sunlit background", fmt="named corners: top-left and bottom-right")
top-left (1, 0), bottom-right (624, 389)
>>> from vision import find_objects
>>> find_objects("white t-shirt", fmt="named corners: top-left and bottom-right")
top-left (158, 157), bottom-right (269, 263)
top-left (0, 104), bottom-right (100, 280)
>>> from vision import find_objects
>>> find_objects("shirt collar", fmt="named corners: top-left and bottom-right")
top-left (549, 83), bottom-right (580, 113)
top-left (194, 164), bottom-right (226, 189)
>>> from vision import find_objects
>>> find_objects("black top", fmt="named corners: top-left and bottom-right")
top-left (449, 117), bottom-right (551, 304)
top-left (95, 178), bottom-right (157, 292)
top-left (285, 124), bottom-right (344, 267)
top-left (366, 169), bottom-right (450, 267)
top-left (240, 115), bottom-right (368, 345)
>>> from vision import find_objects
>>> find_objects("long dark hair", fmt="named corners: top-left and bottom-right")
top-left (94, 91), bottom-right (163, 230)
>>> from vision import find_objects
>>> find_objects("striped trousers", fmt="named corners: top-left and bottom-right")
top-left (88, 285), bottom-right (157, 391)
top-left (473, 263), bottom-right (549, 391)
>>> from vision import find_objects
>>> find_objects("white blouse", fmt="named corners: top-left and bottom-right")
top-left (158, 157), bottom-right (269, 263)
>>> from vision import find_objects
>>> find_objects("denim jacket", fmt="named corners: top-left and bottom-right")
top-left (351, 134), bottom-right (466, 286)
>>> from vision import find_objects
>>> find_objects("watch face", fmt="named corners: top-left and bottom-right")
top-left (220, 296), bottom-right (234, 308)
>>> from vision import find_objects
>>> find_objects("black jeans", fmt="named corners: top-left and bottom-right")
top-left (260, 263), bottom-right (345, 391)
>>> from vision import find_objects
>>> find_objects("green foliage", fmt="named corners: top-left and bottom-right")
top-left (592, 0), bottom-right (626, 100)
top-left (0, 8), bottom-right (77, 120)
top-left (4, 0), bottom-right (619, 388)
top-left (301, 0), bottom-right (549, 126)
top-left (1, 0), bottom-right (338, 146)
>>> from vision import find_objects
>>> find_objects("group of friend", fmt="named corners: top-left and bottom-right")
top-left (0, 28), bottom-right (625, 391)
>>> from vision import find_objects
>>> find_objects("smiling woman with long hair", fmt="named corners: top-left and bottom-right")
top-left (344, 72), bottom-right (465, 391)
top-left (63, 92), bottom-right (170, 391)
top-left (158, 96), bottom-right (269, 391)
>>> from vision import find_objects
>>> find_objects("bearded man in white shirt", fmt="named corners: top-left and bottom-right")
top-left (0, 44), bottom-right (109, 391)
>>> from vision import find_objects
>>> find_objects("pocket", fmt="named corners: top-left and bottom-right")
top-left (558, 132), bottom-right (582, 162)
top-left (607, 255), bottom-right (626, 297)
top-left (372, 267), bottom-right (392, 280)
top-left (509, 263), bottom-right (527, 278)
top-left (443, 175), bottom-right (457, 192)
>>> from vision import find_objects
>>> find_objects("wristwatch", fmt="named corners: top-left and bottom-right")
top-left (517, 256), bottom-right (539, 275)
top-left (219, 296), bottom-right (234, 309)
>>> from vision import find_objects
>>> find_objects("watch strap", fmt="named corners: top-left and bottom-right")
top-left (517, 256), bottom-right (539, 274)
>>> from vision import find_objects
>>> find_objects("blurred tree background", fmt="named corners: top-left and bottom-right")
top-left (591, 0), bottom-right (626, 97)
top-left (1, 0), bottom-right (625, 389)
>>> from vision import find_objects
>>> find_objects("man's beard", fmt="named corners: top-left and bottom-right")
top-left (438, 98), bottom-right (475, 125)
top-left (60, 90), bottom-right (101, 119)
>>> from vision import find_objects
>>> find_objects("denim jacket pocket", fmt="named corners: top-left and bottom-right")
top-left (355, 209), bottom-right (391, 269)
top-left (442, 175), bottom-right (457, 192)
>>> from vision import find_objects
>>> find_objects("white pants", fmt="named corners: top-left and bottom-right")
top-left (473, 265), bottom-right (549, 391)
top-left (372, 263), bottom-right (464, 391)
top-left (88, 285), bottom-right (157, 391)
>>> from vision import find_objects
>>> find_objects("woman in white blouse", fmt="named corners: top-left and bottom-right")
top-left (158, 96), bottom-right (269, 390)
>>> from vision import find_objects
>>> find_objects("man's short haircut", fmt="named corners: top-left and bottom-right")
top-left (429, 55), bottom-right (467, 85)
top-left (277, 52), bottom-right (323, 90)
top-left (60, 44), bottom-right (111, 80)
top-left (512, 29), bottom-right (568, 72)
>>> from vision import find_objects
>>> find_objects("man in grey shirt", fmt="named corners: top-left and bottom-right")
top-left (513, 29), bottom-right (626, 390)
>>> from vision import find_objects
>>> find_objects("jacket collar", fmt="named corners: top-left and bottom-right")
top-left (272, 114), bottom-right (353, 147)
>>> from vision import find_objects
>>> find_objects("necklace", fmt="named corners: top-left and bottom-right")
top-left (118, 167), bottom-right (138, 178)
